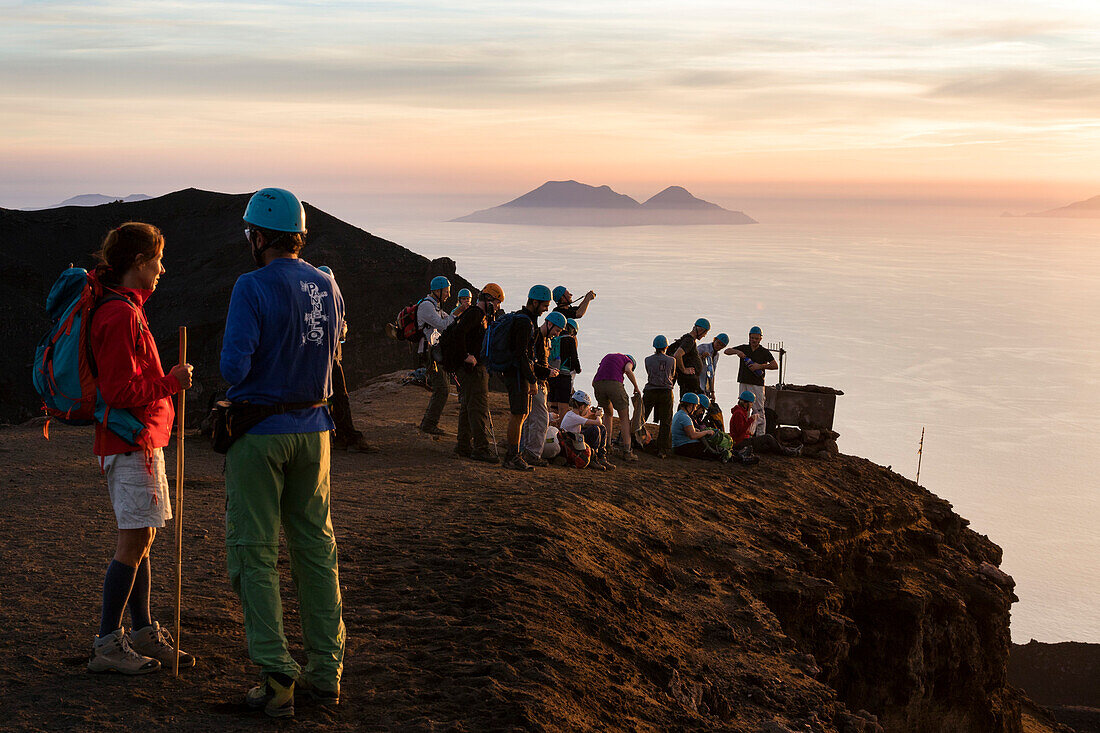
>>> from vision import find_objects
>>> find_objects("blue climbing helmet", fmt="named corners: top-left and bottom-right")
top-left (546, 311), bottom-right (567, 329)
top-left (653, 335), bottom-right (668, 350)
top-left (457, 288), bottom-right (471, 299)
top-left (528, 284), bottom-right (552, 302)
top-left (566, 318), bottom-right (578, 333)
top-left (243, 188), bottom-right (306, 233)
top-left (739, 390), bottom-right (756, 403)
top-left (317, 265), bottom-right (333, 276)
top-left (681, 393), bottom-right (700, 405)
top-left (430, 275), bottom-right (451, 292)
top-left (749, 326), bottom-right (762, 335)
top-left (715, 332), bottom-right (729, 346)
top-left (697, 394), bottom-right (710, 408)
top-left (626, 354), bottom-right (636, 369)
top-left (552, 285), bottom-right (568, 302)
top-left (695, 317), bottom-right (710, 331)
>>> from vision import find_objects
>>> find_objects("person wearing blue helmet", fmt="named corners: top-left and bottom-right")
top-left (697, 331), bottom-right (737, 400)
top-left (497, 285), bottom-right (554, 471)
top-left (669, 318), bottom-right (710, 399)
top-left (592, 352), bottom-right (643, 463)
top-left (551, 285), bottom-right (596, 320)
top-left (224, 188), bottom-right (345, 716)
top-left (547, 317), bottom-right (581, 420)
top-left (728, 326), bottom-right (777, 437)
top-left (670, 392), bottom-right (721, 460)
top-left (730, 390), bottom-right (800, 459)
top-left (521, 309), bottom-right (568, 466)
top-left (451, 288), bottom-right (472, 318)
top-left (642, 335), bottom-right (677, 458)
top-left (416, 275), bottom-right (455, 435)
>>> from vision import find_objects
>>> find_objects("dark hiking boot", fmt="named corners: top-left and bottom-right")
top-left (596, 453), bottom-right (616, 471)
top-left (297, 677), bottom-right (340, 707)
top-left (454, 445), bottom-right (473, 458)
top-left (522, 451), bottom-right (549, 467)
top-left (420, 424), bottom-right (446, 436)
top-left (502, 451), bottom-right (534, 472)
top-left (246, 674), bottom-right (295, 718)
top-left (470, 449), bottom-right (500, 464)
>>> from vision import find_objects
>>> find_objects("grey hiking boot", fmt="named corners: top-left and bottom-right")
top-left (617, 447), bottom-right (639, 463)
top-left (502, 451), bottom-right (534, 472)
top-left (522, 451), bottom-right (549, 467)
top-left (88, 627), bottom-right (160, 675)
top-left (131, 621), bottom-right (195, 670)
top-left (246, 674), bottom-right (295, 718)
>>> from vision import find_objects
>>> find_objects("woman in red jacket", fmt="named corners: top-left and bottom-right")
top-left (87, 222), bottom-right (195, 675)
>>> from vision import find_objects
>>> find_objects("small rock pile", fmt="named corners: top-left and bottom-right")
top-left (777, 426), bottom-right (841, 459)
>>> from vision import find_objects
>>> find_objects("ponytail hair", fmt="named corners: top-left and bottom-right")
top-left (94, 222), bottom-right (164, 283)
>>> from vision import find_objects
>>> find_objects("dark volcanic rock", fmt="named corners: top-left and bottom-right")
top-left (4, 188), bottom-right (470, 424)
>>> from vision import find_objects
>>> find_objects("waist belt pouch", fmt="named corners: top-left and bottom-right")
top-left (210, 400), bottom-right (327, 454)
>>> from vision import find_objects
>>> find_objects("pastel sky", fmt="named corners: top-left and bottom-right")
top-left (3, 0), bottom-right (1100, 208)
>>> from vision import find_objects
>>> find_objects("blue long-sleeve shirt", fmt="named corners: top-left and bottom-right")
top-left (220, 257), bottom-right (344, 434)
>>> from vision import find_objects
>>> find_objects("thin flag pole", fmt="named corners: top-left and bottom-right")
top-left (173, 326), bottom-right (187, 677)
top-left (916, 426), bottom-right (925, 485)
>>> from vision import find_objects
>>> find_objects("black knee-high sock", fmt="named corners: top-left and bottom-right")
top-left (128, 556), bottom-right (152, 630)
top-left (99, 560), bottom-right (138, 637)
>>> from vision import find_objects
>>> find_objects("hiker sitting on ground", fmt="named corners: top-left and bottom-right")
top-left (498, 285), bottom-right (552, 471)
top-left (417, 275), bottom-right (455, 435)
top-left (551, 285), bottom-right (596, 320)
top-left (547, 317), bottom-right (580, 420)
top-left (448, 283), bottom-right (505, 464)
top-left (87, 222), bottom-right (195, 675)
top-left (671, 393), bottom-right (724, 461)
top-left (727, 326), bottom-right (777, 437)
top-left (318, 266), bottom-right (372, 452)
top-left (670, 318), bottom-right (710, 399)
top-left (592, 352), bottom-right (643, 463)
top-left (559, 390), bottom-right (614, 471)
top-left (451, 288), bottom-right (472, 317)
top-left (693, 393), bottom-right (726, 432)
top-left (730, 391), bottom-right (800, 458)
top-left (642, 335), bottom-right (677, 459)
top-left (520, 310), bottom-right (566, 468)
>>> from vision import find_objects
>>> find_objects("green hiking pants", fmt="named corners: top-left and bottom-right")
top-left (225, 432), bottom-right (345, 690)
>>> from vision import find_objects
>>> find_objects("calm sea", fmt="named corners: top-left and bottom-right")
top-left (345, 200), bottom-right (1100, 644)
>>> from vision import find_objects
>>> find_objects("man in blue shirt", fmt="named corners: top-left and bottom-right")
top-left (221, 188), bottom-right (345, 718)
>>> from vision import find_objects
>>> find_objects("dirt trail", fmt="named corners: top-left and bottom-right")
top-left (0, 373), bottom-right (1043, 732)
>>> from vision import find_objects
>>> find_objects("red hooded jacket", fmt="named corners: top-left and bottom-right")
top-left (89, 286), bottom-right (179, 456)
top-left (729, 404), bottom-right (756, 443)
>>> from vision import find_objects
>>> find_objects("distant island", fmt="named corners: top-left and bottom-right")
top-left (21, 193), bottom-right (153, 210)
top-left (1017, 194), bottom-right (1100, 218)
top-left (452, 180), bottom-right (757, 226)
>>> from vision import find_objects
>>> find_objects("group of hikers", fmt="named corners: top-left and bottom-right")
top-left (410, 277), bottom-right (800, 471)
top-left (66, 186), bottom-right (798, 718)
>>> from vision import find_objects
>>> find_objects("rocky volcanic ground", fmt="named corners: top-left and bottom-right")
top-left (0, 374), bottom-right (1073, 732)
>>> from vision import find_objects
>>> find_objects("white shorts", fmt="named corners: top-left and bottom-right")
top-left (103, 449), bottom-right (172, 529)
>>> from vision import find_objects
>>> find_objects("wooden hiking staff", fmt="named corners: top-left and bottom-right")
top-left (173, 326), bottom-right (187, 677)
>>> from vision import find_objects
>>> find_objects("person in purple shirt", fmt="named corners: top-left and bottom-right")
top-left (220, 188), bottom-right (345, 718)
top-left (591, 352), bottom-right (643, 463)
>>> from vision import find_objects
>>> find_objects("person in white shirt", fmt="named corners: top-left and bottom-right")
top-left (417, 276), bottom-right (454, 435)
top-left (559, 390), bottom-right (614, 471)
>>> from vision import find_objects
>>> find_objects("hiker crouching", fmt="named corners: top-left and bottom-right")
top-left (220, 188), bottom-right (345, 717)
top-left (84, 223), bottom-right (194, 674)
